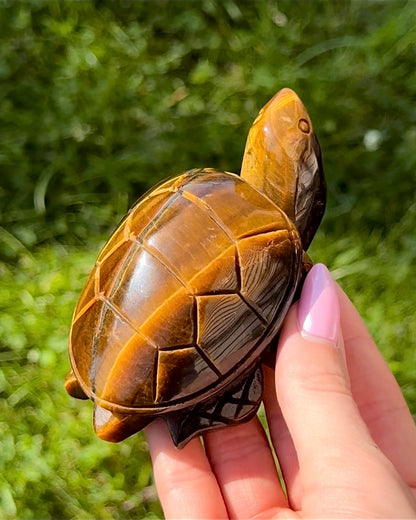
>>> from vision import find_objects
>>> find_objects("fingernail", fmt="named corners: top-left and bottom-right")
top-left (297, 263), bottom-right (340, 345)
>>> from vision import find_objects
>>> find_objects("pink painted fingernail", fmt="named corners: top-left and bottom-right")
top-left (297, 263), bottom-right (340, 345)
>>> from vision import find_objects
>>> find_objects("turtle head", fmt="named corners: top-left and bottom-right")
top-left (240, 88), bottom-right (326, 250)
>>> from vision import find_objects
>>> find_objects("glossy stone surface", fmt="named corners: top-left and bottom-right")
top-left (65, 88), bottom-right (326, 447)
top-left (69, 170), bottom-right (302, 412)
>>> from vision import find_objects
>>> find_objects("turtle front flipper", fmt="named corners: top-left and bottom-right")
top-left (165, 365), bottom-right (263, 448)
top-left (93, 404), bottom-right (153, 442)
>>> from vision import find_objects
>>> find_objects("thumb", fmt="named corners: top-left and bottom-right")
top-left (276, 264), bottom-right (366, 467)
top-left (275, 264), bottom-right (410, 516)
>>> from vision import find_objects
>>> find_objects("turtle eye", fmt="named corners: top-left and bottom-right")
top-left (298, 118), bottom-right (310, 134)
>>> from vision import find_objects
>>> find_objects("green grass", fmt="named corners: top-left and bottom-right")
top-left (0, 244), bottom-right (163, 519)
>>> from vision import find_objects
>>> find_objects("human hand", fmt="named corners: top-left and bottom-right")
top-left (145, 264), bottom-right (416, 519)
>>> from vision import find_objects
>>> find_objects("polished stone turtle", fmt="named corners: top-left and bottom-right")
top-left (65, 88), bottom-right (325, 448)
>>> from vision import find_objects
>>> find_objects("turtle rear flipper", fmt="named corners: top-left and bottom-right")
top-left (65, 369), bottom-right (88, 400)
top-left (166, 365), bottom-right (263, 448)
top-left (93, 404), bottom-right (153, 442)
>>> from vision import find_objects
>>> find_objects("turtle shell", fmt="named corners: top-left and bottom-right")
top-left (69, 168), bottom-right (303, 414)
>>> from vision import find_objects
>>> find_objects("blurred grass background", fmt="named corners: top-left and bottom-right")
top-left (1, 1), bottom-right (415, 518)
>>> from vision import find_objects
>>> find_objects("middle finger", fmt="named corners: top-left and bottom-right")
top-left (204, 416), bottom-right (288, 519)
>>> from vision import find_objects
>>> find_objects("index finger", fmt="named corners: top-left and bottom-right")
top-left (337, 284), bottom-right (416, 489)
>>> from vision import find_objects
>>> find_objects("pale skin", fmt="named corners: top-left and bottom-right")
top-left (145, 265), bottom-right (416, 519)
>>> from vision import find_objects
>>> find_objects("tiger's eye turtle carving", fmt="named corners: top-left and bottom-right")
top-left (65, 88), bottom-right (326, 448)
